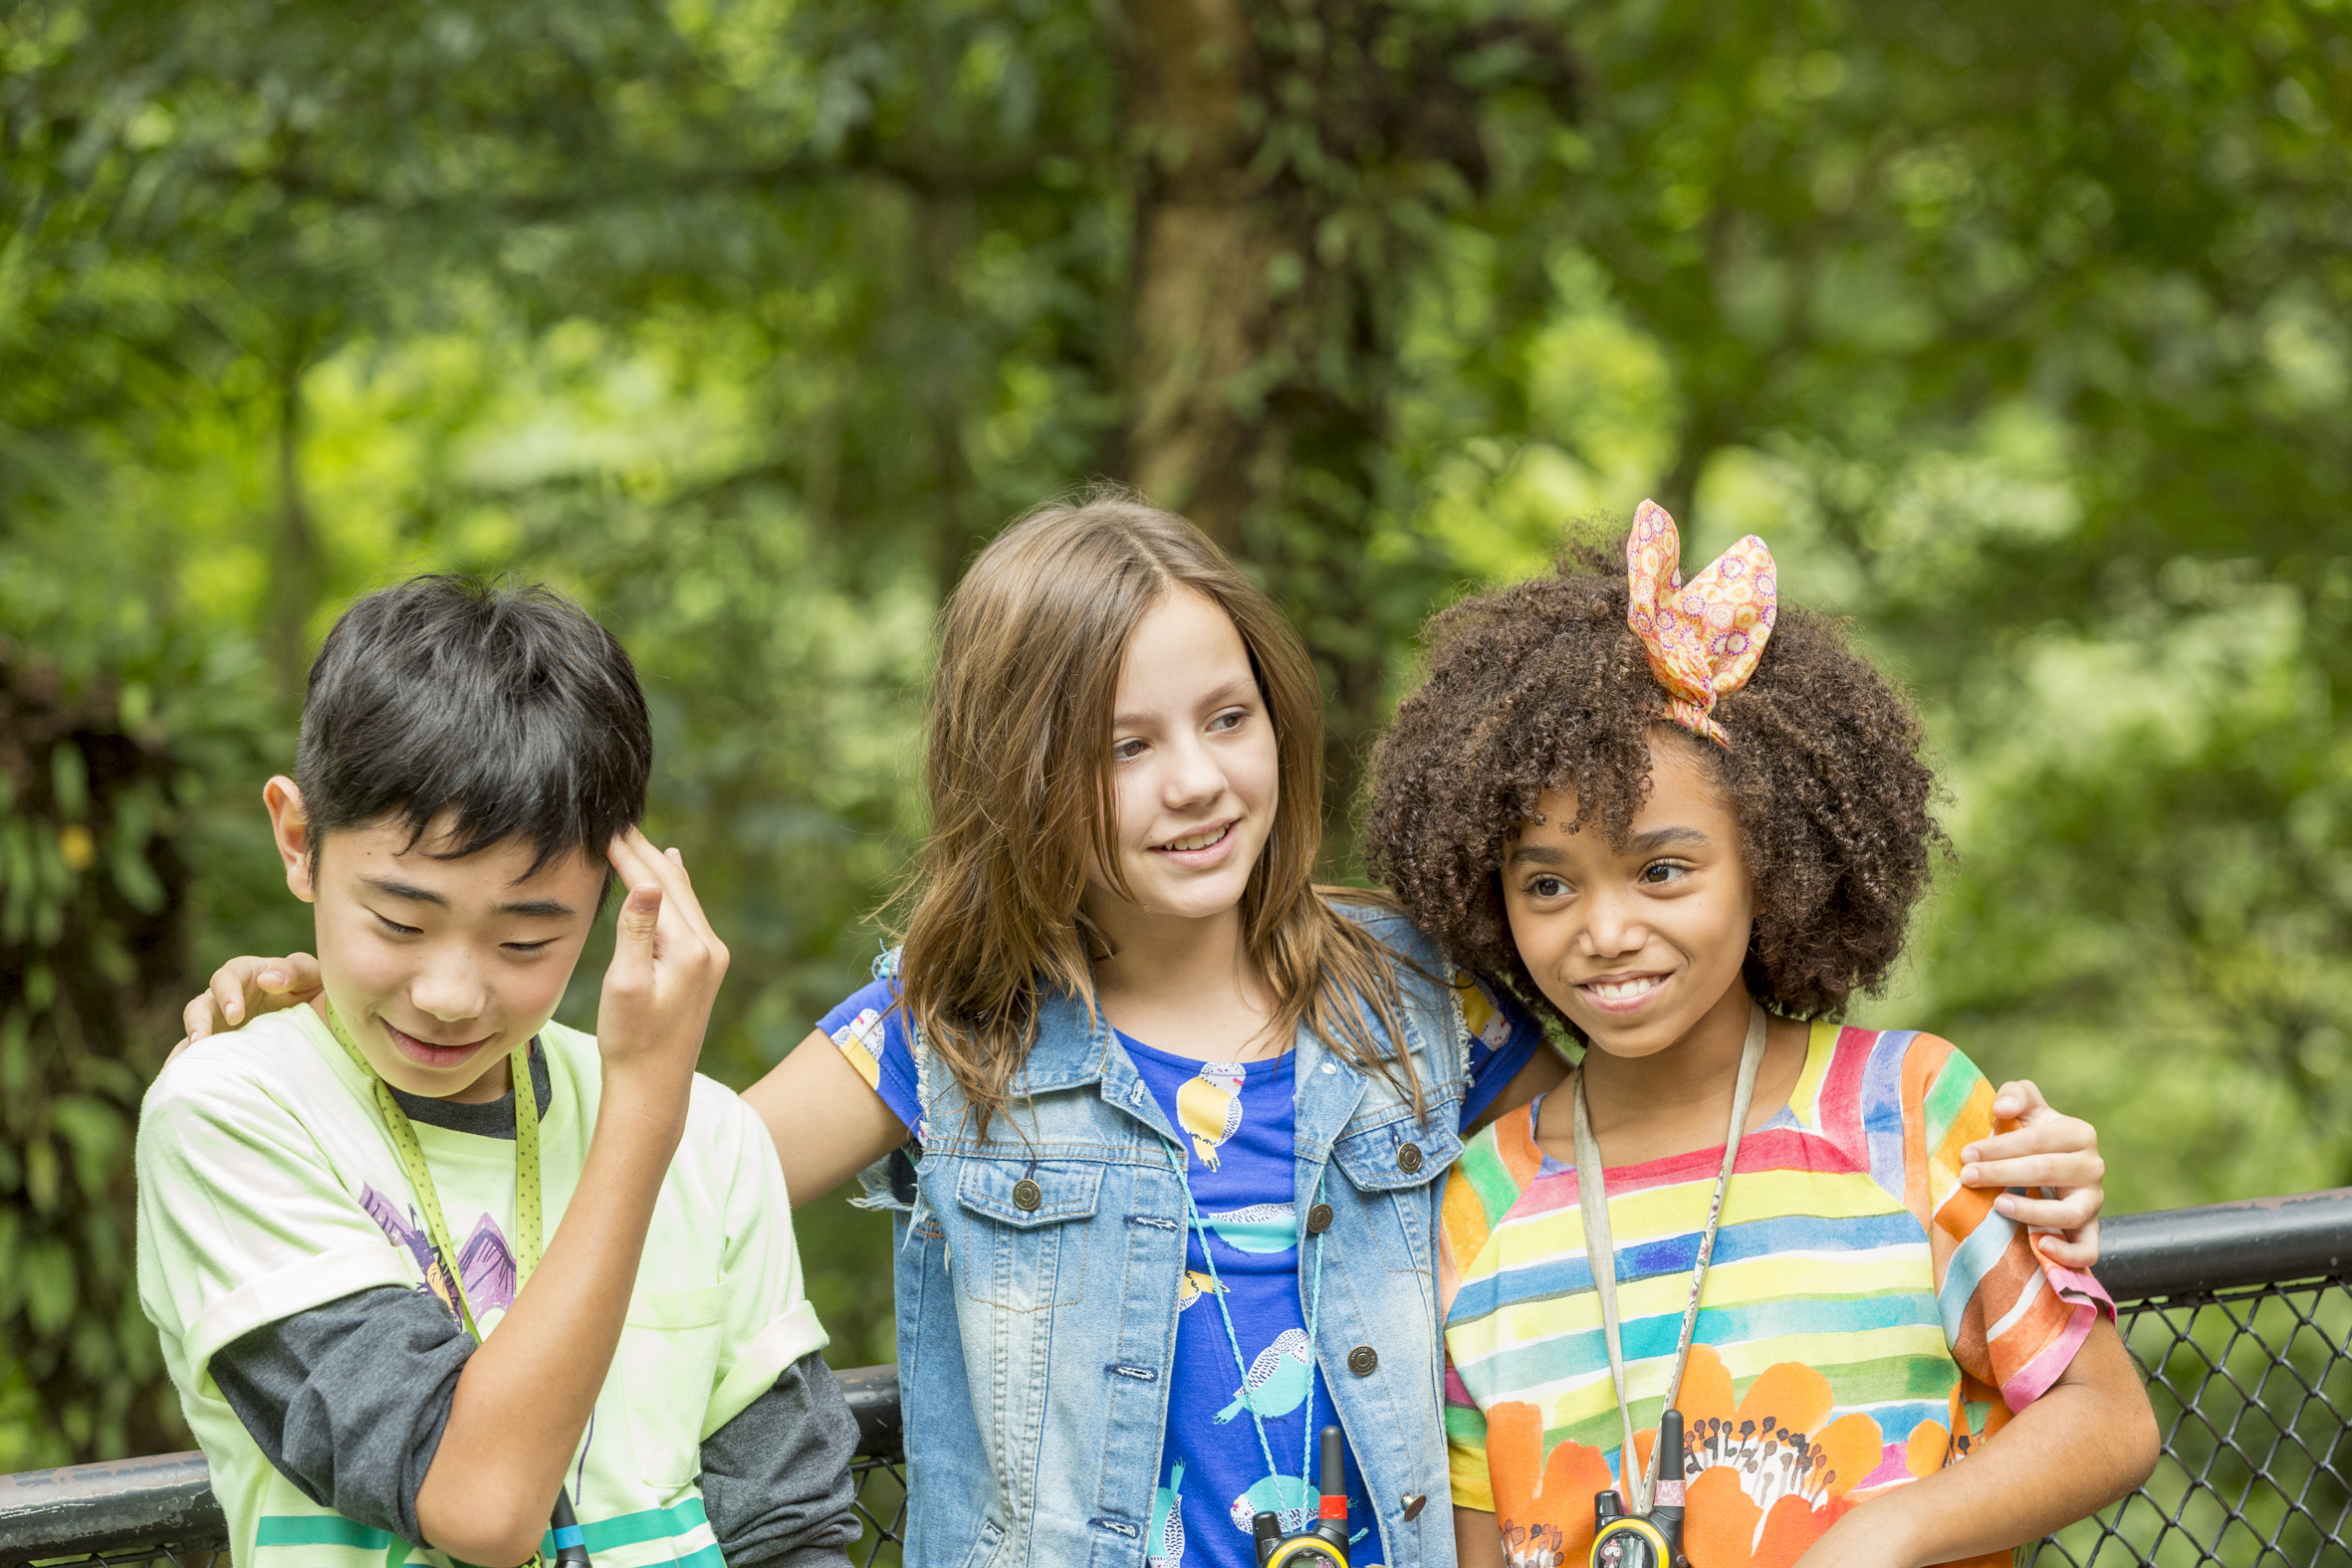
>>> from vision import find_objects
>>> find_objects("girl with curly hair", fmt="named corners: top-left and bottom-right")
top-left (1365, 506), bottom-right (2157, 1568)
top-left (177, 494), bottom-right (2111, 1568)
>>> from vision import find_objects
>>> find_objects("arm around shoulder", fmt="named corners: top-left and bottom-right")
top-left (1794, 1317), bottom-right (2157, 1568)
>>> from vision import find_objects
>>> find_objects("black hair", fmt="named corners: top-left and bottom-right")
top-left (295, 574), bottom-right (650, 877)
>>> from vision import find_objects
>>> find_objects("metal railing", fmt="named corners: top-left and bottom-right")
top-left (2, 1191), bottom-right (2345, 1568)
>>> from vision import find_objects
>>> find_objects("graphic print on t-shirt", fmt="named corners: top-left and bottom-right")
top-left (357, 1184), bottom-right (518, 1321)
top-left (1150, 1460), bottom-right (1188, 1568)
top-left (1177, 1062), bottom-right (1248, 1169)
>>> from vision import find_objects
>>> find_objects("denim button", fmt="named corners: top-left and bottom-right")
top-left (1397, 1143), bottom-right (1424, 1174)
top-left (1306, 1203), bottom-right (1334, 1234)
top-left (1013, 1179), bottom-right (1043, 1212)
top-left (1347, 1344), bottom-right (1378, 1376)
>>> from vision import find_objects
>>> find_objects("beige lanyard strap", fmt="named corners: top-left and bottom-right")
top-left (1572, 1003), bottom-right (1767, 1514)
top-left (322, 1000), bottom-right (545, 1339)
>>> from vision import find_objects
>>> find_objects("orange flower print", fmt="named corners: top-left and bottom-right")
top-left (1487, 1401), bottom-right (1613, 1568)
top-left (1637, 1348), bottom-right (1882, 1568)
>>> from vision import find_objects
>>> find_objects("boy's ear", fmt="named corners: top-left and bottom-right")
top-left (263, 777), bottom-right (319, 903)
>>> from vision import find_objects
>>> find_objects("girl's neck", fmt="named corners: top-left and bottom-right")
top-left (1565, 982), bottom-right (1805, 1167)
top-left (1084, 898), bottom-right (1282, 1059)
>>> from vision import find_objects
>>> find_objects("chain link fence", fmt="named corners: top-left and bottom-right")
top-left (4, 1191), bottom-right (2345, 1568)
top-left (2026, 1189), bottom-right (2351, 1568)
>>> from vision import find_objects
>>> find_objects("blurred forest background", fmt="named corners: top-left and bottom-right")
top-left (4, 0), bottom-right (2351, 1469)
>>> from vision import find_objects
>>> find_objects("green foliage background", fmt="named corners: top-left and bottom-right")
top-left (3, 0), bottom-right (2349, 1468)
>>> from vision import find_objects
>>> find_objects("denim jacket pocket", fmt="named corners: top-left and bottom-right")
top-left (952, 1157), bottom-right (1103, 1309)
top-left (620, 1279), bottom-right (728, 1486)
top-left (1331, 1116), bottom-right (1464, 1274)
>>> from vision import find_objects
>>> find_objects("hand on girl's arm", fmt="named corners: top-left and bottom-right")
top-left (1961, 1078), bottom-right (2106, 1269)
top-left (1790, 1318), bottom-right (2157, 1568)
top-left (416, 832), bottom-right (727, 1566)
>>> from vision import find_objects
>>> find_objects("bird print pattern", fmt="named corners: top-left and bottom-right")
top-left (1216, 1328), bottom-right (1315, 1424)
top-left (1150, 1459), bottom-right (1187, 1568)
top-left (1203, 1203), bottom-right (1296, 1254)
top-left (1178, 1062), bottom-right (1248, 1170)
top-left (1178, 1270), bottom-right (1229, 1313)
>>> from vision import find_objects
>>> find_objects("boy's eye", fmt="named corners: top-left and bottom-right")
top-left (373, 913), bottom-right (421, 937)
top-left (503, 939), bottom-right (557, 955)
top-left (1639, 860), bottom-right (1689, 885)
top-left (1527, 875), bottom-right (1568, 899)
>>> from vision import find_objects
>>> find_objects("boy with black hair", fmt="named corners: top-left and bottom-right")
top-left (136, 576), bottom-right (860, 1568)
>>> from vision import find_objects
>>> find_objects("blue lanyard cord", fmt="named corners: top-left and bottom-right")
top-left (1161, 1140), bottom-right (1329, 1509)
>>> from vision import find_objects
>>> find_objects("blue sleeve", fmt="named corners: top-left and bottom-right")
top-left (816, 973), bottom-right (923, 1141)
top-left (1456, 973), bottom-right (1546, 1129)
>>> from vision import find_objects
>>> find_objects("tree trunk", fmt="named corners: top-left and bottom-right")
top-left (264, 339), bottom-right (325, 707)
top-left (1118, 0), bottom-right (1294, 552)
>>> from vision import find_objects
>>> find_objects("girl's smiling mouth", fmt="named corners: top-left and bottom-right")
top-left (1151, 819), bottom-right (1237, 863)
top-left (1578, 972), bottom-right (1669, 1012)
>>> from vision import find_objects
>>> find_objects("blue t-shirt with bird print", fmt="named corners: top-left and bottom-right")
top-left (818, 969), bottom-right (1544, 1568)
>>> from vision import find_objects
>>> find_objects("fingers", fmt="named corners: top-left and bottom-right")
top-left (1962, 1112), bottom-right (2100, 1168)
top-left (1989, 1077), bottom-right (2049, 1125)
top-left (2034, 1220), bottom-right (2101, 1272)
top-left (606, 834), bottom-right (665, 952)
top-left (186, 953), bottom-right (322, 1040)
top-left (1962, 1150), bottom-right (2105, 1194)
top-left (608, 827), bottom-right (726, 968)
top-left (1995, 1188), bottom-right (2101, 1231)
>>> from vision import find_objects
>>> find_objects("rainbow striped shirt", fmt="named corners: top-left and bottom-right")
top-left (1439, 1024), bottom-right (2108, 1568)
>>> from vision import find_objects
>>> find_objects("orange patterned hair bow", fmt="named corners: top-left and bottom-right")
top-left (1624, 499), bottom-right (1776, 747)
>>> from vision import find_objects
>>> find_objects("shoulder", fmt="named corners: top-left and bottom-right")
top-left (141, 1010), bottom-right (341, 1138)
top-left (1324, 889), bottom-right (1440, 965)
top-left (1827, 1024), bottom-right (1993, 1130)
top-left (1445, 1105), bottom-right (1542, 1242)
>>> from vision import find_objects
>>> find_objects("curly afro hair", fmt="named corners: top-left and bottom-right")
top-left (1364, 531), bottom-right (1943, 1032)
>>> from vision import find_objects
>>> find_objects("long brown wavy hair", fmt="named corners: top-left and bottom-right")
top-left (898, 488), bottom-right (1422, 1135)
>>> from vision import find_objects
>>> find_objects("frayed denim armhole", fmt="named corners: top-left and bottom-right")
top-left (848, 942), bottom-right (935, 1251)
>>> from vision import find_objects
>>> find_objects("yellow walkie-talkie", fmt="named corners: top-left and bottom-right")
top-left (1589, 1410), bottom-right (1690, 1568)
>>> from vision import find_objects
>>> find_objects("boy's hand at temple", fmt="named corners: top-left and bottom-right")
top-left (413, 827), bottom-right (729, 1564)
top-left (591, 829), bottom-right (731, 1102)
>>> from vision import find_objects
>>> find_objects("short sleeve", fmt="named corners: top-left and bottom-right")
top-left (136, 1057), bottom-right (415, 1387)
top-left (703, 1086), bottom-right (830, 1438)
top-left (1456, 974), bottom-right (1545, 1128)
top-left (817, 975), bottom-right (922, 1141)
top-left (1908, 1034), bottom-right (2109, 1413)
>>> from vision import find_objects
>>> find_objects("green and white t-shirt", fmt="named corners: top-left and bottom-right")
top-left (136, 1005), bottom-right (826, 1568)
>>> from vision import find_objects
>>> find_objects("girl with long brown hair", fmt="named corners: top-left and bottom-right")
top-left (180, 491), bottom-right (2110, 1568)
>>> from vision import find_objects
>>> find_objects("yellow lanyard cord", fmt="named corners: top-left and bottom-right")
top-left (322, 1000), bottom-right (544, 1337)
top-left (323, 1001), bottom-right (580, 1568)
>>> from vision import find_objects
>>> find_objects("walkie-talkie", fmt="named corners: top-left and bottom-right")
top-left (549, 1484), bottom-right (591, 1568)
top-left (1588, 1409), bottom-right (1690, 1568)
top-left (1254, 1426), bottom-right (1351, 1567)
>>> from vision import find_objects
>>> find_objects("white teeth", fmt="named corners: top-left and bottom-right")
top-left (1162, 824), bottom-right (1229, 852)
top-left (1586, 977), bottom-right (1662, 1001)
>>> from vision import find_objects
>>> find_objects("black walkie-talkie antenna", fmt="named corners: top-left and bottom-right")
top-left (550, 1484), bottom-right (591, 1568)
top-left (1653, 1410), bottom-right (1688, 1568)
top-left (1314, 1425), bottom-right (1349, 1550)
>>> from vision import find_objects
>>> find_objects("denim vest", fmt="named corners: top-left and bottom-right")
top-left (856, 906), bottom-right (1473, 1568)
